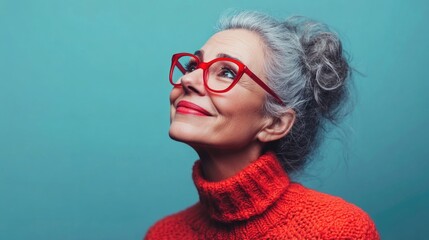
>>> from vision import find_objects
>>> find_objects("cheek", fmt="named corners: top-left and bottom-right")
top-left (169, 87), bottom-right (182, 103)
top-left (212, 90), bottom-right (265, 117)
top-left (169, 87), bottom-right (182, 121)
top-left (212, 95), bottom-right (266, 132)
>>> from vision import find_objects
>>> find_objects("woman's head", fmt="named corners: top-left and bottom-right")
top-left (169, 11), bottom-right (350, 173)
top-left (169, 28), bottom-right (294, 152)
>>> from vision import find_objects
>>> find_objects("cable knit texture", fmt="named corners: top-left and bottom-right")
top-left (145, 152), bottom-right (379, 239)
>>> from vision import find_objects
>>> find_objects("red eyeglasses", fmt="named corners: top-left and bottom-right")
top-left (169, 52), bottom-right (284, 105)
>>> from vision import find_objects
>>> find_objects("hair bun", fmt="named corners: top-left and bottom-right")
top-left (297, 20), bottom-right (350, 118)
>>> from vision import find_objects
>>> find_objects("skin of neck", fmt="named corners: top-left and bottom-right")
top-left (193, 141), bottom-right (264, 182)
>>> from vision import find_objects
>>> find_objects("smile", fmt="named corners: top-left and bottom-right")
top-left (176, 100), bottom-right (212, 116)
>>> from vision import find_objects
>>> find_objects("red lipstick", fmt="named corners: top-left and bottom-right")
top-left (176, 100), bottom-right (212, 116)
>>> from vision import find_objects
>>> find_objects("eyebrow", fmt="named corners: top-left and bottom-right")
top-left (194, 50), bottom-right (204, 60)
top-left (194, 50), bottom-right (242, 63)
top-left (216, 53), bottom-right (241, 62)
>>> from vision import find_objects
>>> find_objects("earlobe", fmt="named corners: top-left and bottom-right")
top-left (257, 109), bottom-right (296, 143)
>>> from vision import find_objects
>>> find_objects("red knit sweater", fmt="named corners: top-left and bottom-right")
top-left (145, 152), bottom-right (379, 239)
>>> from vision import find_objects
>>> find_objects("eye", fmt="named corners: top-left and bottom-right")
top-left (184, 61), bottom-right (198, 73)
top-left (219, 67), bottom-right (236, 80)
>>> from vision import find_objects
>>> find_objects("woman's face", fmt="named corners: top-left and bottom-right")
top-left (169, 29), bottom-right (271, 150)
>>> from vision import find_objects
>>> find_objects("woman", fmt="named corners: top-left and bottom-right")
top-left (146, 11), bottom-right (379, 239)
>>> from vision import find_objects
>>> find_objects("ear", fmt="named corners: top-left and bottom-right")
top-left (257, 109), bottom-right (296, 143)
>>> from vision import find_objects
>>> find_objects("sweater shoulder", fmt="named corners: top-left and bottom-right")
top-left (275, 183), bottom-right (379, 239)
top-left (144, 203), bottom-right (200, 240)
top-left (287, 182), bottom-right (370, 214)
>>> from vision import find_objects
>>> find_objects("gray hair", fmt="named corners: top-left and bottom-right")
top-left (217, 11), bottom-right (351, 173)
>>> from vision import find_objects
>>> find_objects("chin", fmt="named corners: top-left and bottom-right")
top-left (169, 121), bottom-right (202, 143)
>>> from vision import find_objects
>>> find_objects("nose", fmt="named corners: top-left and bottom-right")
top-left (180, 69), bottom-right (206, 95)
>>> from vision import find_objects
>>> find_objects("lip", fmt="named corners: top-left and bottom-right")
top-left (176, 100), bottom-right (212, 116)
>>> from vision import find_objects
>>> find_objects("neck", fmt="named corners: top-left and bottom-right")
top-left (193, 143), bottom-right (263, 182)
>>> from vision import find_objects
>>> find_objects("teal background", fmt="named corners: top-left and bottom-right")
top-left (1, 0), bottom-right (428, 239)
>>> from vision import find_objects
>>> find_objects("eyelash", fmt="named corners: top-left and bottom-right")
top-left (184, 61), bottom-right (198, 72)
top-left (220, 67), bottom-right (236, 79)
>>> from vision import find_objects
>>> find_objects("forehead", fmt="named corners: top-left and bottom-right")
top-left (199, 29), bottom-right (266, 67)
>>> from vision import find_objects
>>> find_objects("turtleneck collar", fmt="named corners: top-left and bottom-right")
top-left (192, 152), bottom-right (290, 223)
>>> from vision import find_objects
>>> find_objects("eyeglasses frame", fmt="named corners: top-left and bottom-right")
top-left (169, 52), bottom-right (284, 105)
